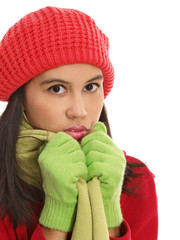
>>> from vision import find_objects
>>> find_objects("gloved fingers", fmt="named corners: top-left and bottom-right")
top-left (72, 162), bottom-right (88, 181)
top-left (57, 139), bottom-right (81, 154)
top-left (87, 161), bottom-right (103, 181)
top-left (40, 133), bottom-right (81, 156)
top-left (40, 150), bottom-right (86, 173)
top-left (85, 148), bottom-right (125, 165)
top-left (42, 161), bottom-right (87, 186)
top-left (45, 131), bottom-right (71, 146)
top-left (93, 122), bottom-right (107, 133)
top-left (98, 165), bottom-right (125, 186)
top-left (86, 152), bottom-right (126, 181)
top-left (81, 131), bottom-right (113, 149)
top-left (43, 131), bottom-right (80, 150)
top-left (85, 151), bottom-right (109, 166)
top-left (66, 150), bottom-right (86, 164)
top-left (82, 139), bottom-right (116, 156)
top-left (87, 161), bottom-right (122, 182)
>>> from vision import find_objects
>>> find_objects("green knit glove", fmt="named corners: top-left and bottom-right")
top-left (81, 122), bottom-right (126, 228)
top-left (38, 132), bottom-right (87, 232)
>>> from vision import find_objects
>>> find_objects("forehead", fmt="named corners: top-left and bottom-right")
top-left (34, 64), bottom-right (103, 81)
top-left (24, 64), bottom-right (104, 90)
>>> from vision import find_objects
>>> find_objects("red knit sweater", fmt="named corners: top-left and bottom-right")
top-left (0, 154), bottom-right (158, 240)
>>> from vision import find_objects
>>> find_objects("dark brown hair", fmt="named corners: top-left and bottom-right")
top-left (99, 106), bottom-right (146, 196)
top-left (0, 86), bottom-right (145, 228)
top-left (0, 86), bottom-right (41, 228)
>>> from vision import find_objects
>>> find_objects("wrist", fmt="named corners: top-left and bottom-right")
top-left (108, 226), bottom-right (121, 238)
top-left (41, 226), bottom-right (68, 240)
top-left (103, 199), bottom-right (123, 228)
top-left (39, 196), bottom-right (77, 232)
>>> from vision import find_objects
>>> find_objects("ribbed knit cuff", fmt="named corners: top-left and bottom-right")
top-left (104, 199), bottom-right (123, 228)
top-left (39, 197), bottom-right (77, 232)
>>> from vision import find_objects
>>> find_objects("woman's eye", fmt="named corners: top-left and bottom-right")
top-left (48, 85), bottom-right (66, 94)
top-left (84, 83), bottom-right (100, 92)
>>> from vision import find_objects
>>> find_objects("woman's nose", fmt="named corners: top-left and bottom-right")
top-left (66, 95), bottom-right (87, 119)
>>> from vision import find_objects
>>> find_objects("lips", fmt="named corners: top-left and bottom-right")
top-left (63, 126), bottom-right (89, 140)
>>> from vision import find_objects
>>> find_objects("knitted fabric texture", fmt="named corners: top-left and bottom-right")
top-left (0, 6), bottom-right (114, 101)
top-left (17, 112), bottom-right (109, 238)
top-left (16, 112), bottom-right (56, 189)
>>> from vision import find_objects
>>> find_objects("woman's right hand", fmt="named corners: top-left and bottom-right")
top-left (38, 132), bottom-right (87, 232)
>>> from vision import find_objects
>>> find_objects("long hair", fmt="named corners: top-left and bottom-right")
top-left (0, 86), bottom-right (145, 228)
top-left (99, 106), bottom-right (146, 196)
top-left (0, 86), bottom-right (40, 228)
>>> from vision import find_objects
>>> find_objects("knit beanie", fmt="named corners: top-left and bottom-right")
top-left (0, 6), bottom-right (114, 101)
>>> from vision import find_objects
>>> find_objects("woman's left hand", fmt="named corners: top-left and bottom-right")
top-left (81, 122), bottom-right (126, 228)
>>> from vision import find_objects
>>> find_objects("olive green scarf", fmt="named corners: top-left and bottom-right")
top-left (16, 112), bottom-right (109, 240)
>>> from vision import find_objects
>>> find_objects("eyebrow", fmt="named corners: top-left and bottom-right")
top-left (40, 75), bottom-right (104, 85)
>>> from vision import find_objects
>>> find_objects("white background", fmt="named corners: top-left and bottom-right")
top-left (0, 1), bottom-right (180, 239)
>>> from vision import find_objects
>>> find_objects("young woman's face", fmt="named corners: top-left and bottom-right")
top-left (23, 64), bottom-right (104, 139)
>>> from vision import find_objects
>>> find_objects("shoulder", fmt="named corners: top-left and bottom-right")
top-left (122, 151), bottom-right (157, 200)
top-left (123, 151), bottom-right (155, 181)
top-left (121, 152), bottom-right (158, 239)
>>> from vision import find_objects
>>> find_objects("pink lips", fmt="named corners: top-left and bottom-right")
top-left (63, 126), bottom-right (89, 140)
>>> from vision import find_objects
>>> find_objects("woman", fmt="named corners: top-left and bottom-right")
top-left (0, 6), bottom-right (158, 240)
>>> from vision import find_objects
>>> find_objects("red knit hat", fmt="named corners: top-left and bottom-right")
top-left (0, 6), bottom-right (114, 101)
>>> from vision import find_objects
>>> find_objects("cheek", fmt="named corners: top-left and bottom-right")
top-left (86, 94), bottom-right (104, 122)
top-left (88, 105), bottom-right (104, 134)
top-left (24, 94), bottom-right (61, 130)
top-left (94, 102), bottom-right (104, 120)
